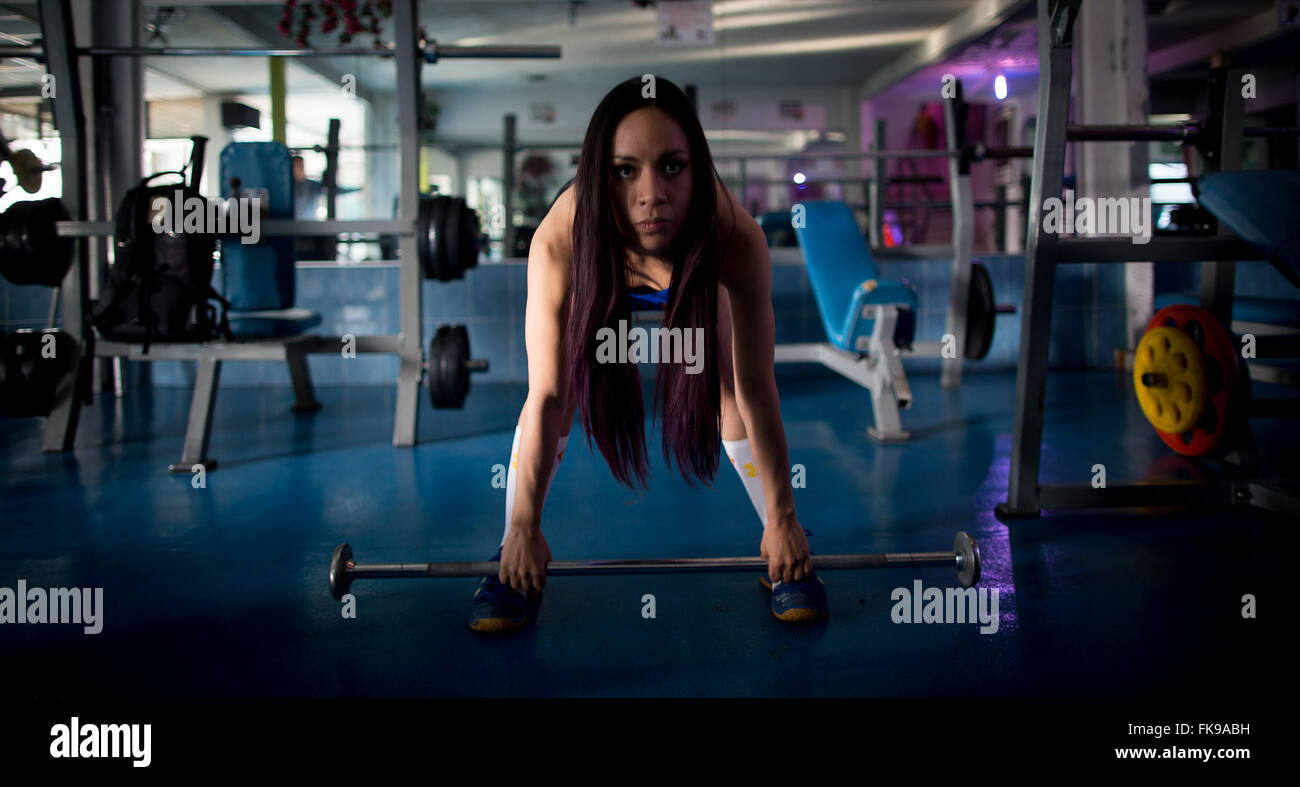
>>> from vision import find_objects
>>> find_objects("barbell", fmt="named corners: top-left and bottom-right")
top-left (4, 192), bottom-right (481, 287)
top-left (328, 531), bottom-right (982, 601)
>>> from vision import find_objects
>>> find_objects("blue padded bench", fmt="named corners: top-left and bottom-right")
top-left (1198, 170), bottom-right (1300, 286)
top-left (777, 200), bottom-right (921, 442)
top-left (227, 307), bottom-right (323, 339)
top-left (791, 201), bottom-right (918, 352)
top-left (1153, 292), bottom-right (1300, 328)
top-left (1154, 170), bottom-right (1300, 330)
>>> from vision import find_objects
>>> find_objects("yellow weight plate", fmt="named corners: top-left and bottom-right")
top-left (1133, 326), bottom-right (1207, 434)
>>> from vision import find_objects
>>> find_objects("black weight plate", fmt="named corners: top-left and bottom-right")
top-left (0, 199), bottom-right (74, 287)
top-left (417, 196), bottom-right (435, 278)
top-left (964, 262), bottom-right (995, 361)
top-left (460, 203), bottom-right (481, 273)
top-left (0, 328), bottom-right (72, 417)
top-left (427, 325), bottom-right (450, 407)
top-left (25, 329), bottom-right (73, 416)
top-left (430, 196), bottom-right (453, 282)
top-left (448, 324), bottom-right (471, 403)
top-left (428, 324), bottom-right (471, 408)
top-left (443, 197), bottom-right (468, 280)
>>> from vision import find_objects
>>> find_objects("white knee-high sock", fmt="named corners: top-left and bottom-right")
top-left (502, 425), bottom-right (569, 546)
top-left (722, 437), bottom-right (767, 528)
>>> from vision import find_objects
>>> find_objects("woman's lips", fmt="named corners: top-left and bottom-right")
top-left (639, 219), bottom-right (669, 234)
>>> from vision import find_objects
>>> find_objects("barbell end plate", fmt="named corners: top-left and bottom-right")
top-left (955, 531), bottom-right (981, 587)
top-left (330, 543), bottom-right (354, 601)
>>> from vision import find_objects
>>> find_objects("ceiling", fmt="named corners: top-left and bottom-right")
top-left (1, 1), bottom-right (1295, 114)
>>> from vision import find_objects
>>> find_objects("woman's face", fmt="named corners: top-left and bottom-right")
top-left (609, 106), bottom-right (693, 256)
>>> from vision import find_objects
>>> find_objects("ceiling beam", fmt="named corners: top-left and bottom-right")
top-left (1148, 8), bottom-right (1286, 75)
top-left (857, 0), bottom-right (1033, 101)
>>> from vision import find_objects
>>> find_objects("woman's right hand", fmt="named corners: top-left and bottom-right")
top-left (499, 527), bottom-right (553, 595)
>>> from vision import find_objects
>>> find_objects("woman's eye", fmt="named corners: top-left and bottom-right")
top-left (664, 160), bottom-right (684, 175)
top-left (614, 164), bottom-right (635, 178)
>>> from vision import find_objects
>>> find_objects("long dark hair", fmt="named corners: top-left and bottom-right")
top-left (566, 75), bottom-right (730, 489)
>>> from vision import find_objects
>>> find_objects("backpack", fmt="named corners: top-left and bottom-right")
top-left (91, 136), bottom-right (233, 350)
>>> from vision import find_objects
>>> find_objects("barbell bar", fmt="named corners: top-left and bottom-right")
top-left (0, 43), bottom-right (560, 62)
top-left (328, 531), bottom-right (983, 600)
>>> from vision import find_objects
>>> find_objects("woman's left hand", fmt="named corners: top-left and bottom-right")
top-left (760, 517), bottom-right (813, 583)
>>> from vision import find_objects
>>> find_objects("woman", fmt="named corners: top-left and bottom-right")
top-left (471, 76), bottom-right (826, 632)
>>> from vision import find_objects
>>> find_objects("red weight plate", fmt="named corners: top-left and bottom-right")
top-left (1144, 304), bottom-right (1239, 456)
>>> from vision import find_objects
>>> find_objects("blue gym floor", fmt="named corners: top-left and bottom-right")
top-left (1, 368), bottom-right (1293, 698)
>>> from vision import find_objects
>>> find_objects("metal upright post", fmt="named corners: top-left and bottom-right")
top-left (93, 0), bottom-right (146, 399)
top-left (997, 0), bottom-right (1078, 517)
top-left (942, 82), bottom-right (975, 390)
top-left (737, 157), bottom-right (747, 209)
top-left (1197, 67), bottom-right (1246, 327)
top-left (869, 117), bottom-right (887, 247)
top-left (324, 117), bottom-right (340, 220)
top-left (38, 0), bottom-right (88, 453)
top-left (391, 0), bottom-right (423, 446)
top-left (503, 113), bottom-right (517, 257)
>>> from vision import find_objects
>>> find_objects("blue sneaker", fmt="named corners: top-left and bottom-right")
top-left (468, 548), bottom-right (534, 633)
top-left (760, 572), bottom-right (829, 622)
top-left (758, 530), bottom-right (828, 622)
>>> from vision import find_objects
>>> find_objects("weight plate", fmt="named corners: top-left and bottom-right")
top-left (0, 328), bottom-right (74, 417)
top-left (1133, 325), bottom-right (1208, 434)
top-left (964, 262), bottom-right (995, 360)
top-left (955, 531), bottom-right (981, 587)
top-left (0, 198), bottom-right (74, 287)
top-left (447, 325), bottom-right (470, 405)
top-left (329, 543), bottom-right (354, 601)
top-left (1142, 304), bottom-right (1239, 457)
top-left (443, 197), bottom-right (469, 280)
top-left (430, 196), bottom-right (453, 281)
top-left (417, 196), bottom-right (436, 279)
top-left (460, 205), bottom-right (481, 273)
top-left (427, 324), bottom-right (471, 408)
top-left (427, 325), bottom-right (450, 407)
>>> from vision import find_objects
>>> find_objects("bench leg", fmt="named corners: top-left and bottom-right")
top-left (169, 356), bottom-right (221, 474)
top-left (286, 344), bottom-right (322, 412)
top-left (865, 307), bottom-right (911, 442)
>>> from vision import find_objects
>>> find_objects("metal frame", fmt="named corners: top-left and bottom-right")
top-left (773, 305), bottom-right (912, 442)
top-left (996, 0), bottom-right (1299, 522)
top-left (37, 0), bottom-right (88, 453)
top-left (0, 44), bottom-right (561, 61)
top-left (22, 0), bottom-right (560, 471)
top-left (941, 81), bottom-right (976, 389)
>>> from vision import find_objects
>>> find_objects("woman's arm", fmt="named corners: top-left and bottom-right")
top-left (500, 186), bottom-right (575, 593)
top-left (715, 185), bottom-right (811, 581)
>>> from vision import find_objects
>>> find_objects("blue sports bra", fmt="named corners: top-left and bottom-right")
top-left (627, 284), bottom-right (671, 311)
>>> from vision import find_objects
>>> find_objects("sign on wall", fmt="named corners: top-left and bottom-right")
top-left (658, 0), bottom-right (713, 46)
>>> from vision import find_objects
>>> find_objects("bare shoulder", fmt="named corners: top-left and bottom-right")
top-left (526, 182), bottom-right (574, 305)
top-left (712, 177), bottom-right (767, 289)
